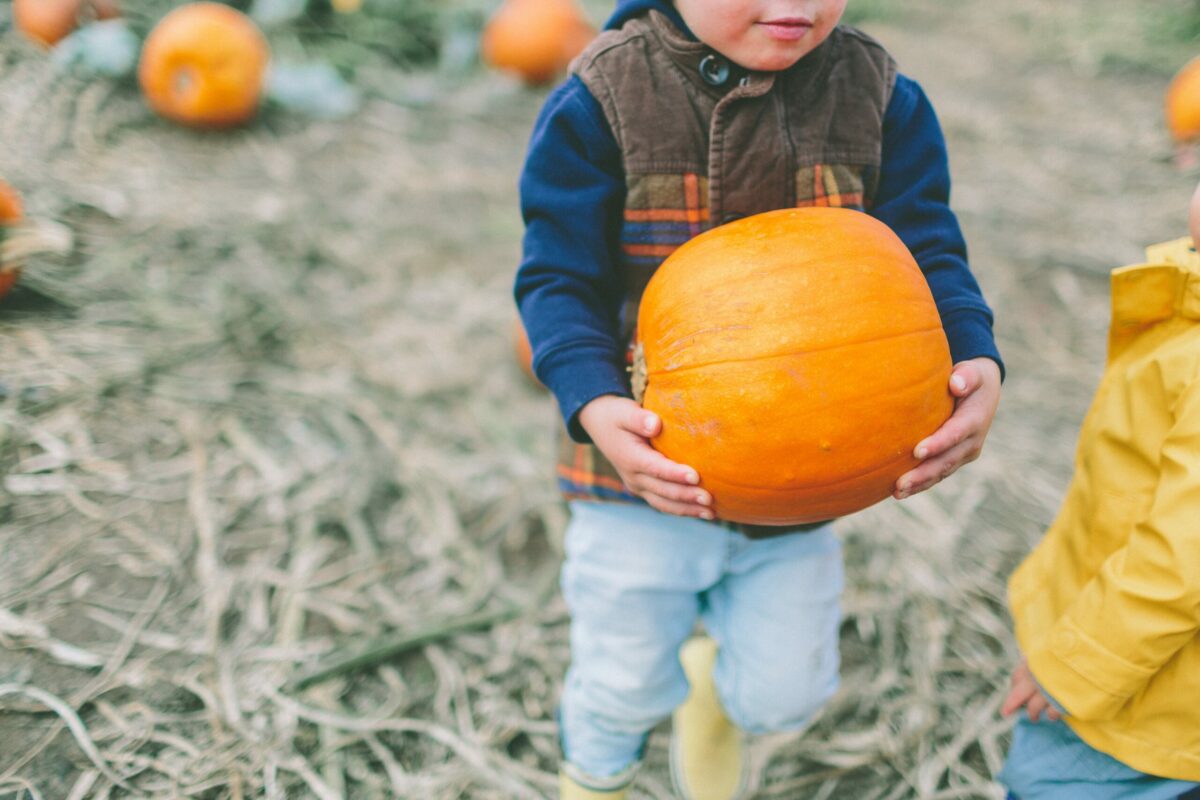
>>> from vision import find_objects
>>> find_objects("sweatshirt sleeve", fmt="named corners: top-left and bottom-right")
top-left (514, 76), bottom-right (629, 442)
top-left (873, 75), bottom-right (1005, 378)
top-left (1026, 375), bottom-right (1200, 720)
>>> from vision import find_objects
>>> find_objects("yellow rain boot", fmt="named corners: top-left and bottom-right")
top-left (670, 637), bottom-right (747, 800)
top-left (559, 770), bottom-right (630, 799)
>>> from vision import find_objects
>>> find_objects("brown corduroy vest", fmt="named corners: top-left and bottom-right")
top-left (557, 11), bottom-right (897, 536)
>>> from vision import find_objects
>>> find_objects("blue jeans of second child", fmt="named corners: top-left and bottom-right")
top-left (558, 501), bottom-right (843, 783)
top-left (999, 717), bottom-right (1200, 800)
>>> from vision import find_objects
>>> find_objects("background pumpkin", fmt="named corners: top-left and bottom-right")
top-left (13, 0), bottom-right (120, 49)
top-left (481, 0), bottom-right (595, 86)
top-left (138, 3), bottom-right (270, 129)
top-left (0, 180), bottom-right (24, 301)
top-left (636, 207), bottom-right (954, 525)
top-left (1166, 55), bottom-right (1200, 144)
top-left (512, 316), bottom-right (545, 387)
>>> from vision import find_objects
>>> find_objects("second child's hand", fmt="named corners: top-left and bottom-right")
top-left (1002, 658), bottom-right (1063, 722)
top-left (578, 395), bottom-right (715, 519)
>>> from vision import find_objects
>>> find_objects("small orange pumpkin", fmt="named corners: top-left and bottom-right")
top-left (481, 0), bottom-right (595, 86)
top-left (138, 3), bottom-right (270, 129)
top-left (512, 317), bottom-right (545, 386)
top-left (635, 207), bottom-right (953, 525)
top-left (0, 180), bottom-right (26, 301)
top-left (1166, 56), bottom-right (1200, 144)
top-left (13, 0), bottom-right (120, 49)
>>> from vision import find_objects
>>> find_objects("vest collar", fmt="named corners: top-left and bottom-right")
top-left (647, 10), bottom-right (831, 98)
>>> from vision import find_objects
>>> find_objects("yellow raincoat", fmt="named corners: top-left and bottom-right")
top-left (1009, 236), bottom-right (1200, 781)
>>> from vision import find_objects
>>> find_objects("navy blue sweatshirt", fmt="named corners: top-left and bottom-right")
top-left (515, 0), bottom-right (1002, 442)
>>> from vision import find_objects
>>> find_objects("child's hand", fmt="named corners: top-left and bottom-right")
top-left (1002, 658), bottom-right (1063, 722)
top-left (894, 357), bottom-right (1002, 499)
top-left (578, 395), bottom-right (714, 519)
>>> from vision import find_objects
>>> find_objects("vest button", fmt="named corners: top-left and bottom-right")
top-left (699, 54), bottom-right (731, 86)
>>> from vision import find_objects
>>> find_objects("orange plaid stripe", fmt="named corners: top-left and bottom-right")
top-left (796, 164), bottom-right (868, 210)
top-left (623, 208), bottom-right (710, 223)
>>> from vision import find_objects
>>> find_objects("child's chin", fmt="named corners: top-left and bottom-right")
top-left (734, 47), bottom-right (812, 73)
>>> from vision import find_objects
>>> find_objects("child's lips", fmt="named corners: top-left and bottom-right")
top-left (758, 18), bottom-right (813, 41)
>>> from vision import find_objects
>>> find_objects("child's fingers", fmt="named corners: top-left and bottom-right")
top-left (895, 438), bottom-right (979, 498)
top-left (1045, 705), bottom-right (1063, 722)
top-left (913, 365), bottom-right (998, 460)
top-left (634, 447), bottom-right (701, 486)
top-left (644, 492), bottom-right (714, 520)
top-left (948, 361), bottom-right (983, 398)
top-left (1000, 683), bottom-right (1034, 717)
top-left (616, 404), bottom-right (663, 438)
top-left (635, 474), bottom-right (712, 508)
top-left (1026, 694), bottom-right (1049, 723)
top-left (912, 404), bottom-right (985, 461)
top-left (912, 389), bottom-right (991, 460)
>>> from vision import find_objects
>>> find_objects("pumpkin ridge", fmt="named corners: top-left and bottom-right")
top-left (654, 323), bottom-right (755, 359)
top-left (645, 324), bottom-right (946, 376)
top-left (700, 449), bottom-right (915, 492)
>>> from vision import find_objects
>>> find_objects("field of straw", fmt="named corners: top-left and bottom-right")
top-left (1, 0), bottom-right (1197, 797)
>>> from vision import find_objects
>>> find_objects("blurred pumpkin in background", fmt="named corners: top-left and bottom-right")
top-left (138, 3), bottom-right (270, 129)
top-left (13, 0), bottom-right (120, 48)
top-left (481, 0), bottom-right (595, 85)
top-left (512, 317), bottom-right (544, 387)
top-left (0, 182), bottom-right (74, 302)
top-left (0, 180), bottom-right (24, 301)
top-left (1166, 56), bottom-right (1200, 145)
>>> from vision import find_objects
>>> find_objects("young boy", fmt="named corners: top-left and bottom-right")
top-left (999, 185), bottom-right (1200, 800)
top-left (514, 1), bottom-right (1004, 797)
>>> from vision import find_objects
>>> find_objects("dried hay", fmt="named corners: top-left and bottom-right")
top-left (0, 0), bottom-right (1191, 798)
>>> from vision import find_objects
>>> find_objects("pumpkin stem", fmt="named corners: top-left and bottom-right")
top-left (0, 219), bottom-right (73, 264)
top-left (630, 342), bottom-right (647, 404)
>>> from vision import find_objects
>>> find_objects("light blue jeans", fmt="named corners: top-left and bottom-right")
top-left (999, 717), bottom-right (1200, 800)
top-left (559, 501), bottom-right (843, 782)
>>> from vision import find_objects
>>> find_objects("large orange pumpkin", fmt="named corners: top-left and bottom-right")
top-left (0, 180), bottom-right (26, 301)
top-left (13, 0), bottom-right (120, 49)
top-left (1167, 56), bottom-right (1200, 144)
top-left (481, 0), bottom-right (595, 86)
top-left (138, 3), bottom-right (270, 129)
top-left (635, 207), bottom-right (953, 525)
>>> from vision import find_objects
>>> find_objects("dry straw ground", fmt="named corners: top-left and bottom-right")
top-left (1, 0), bottom-right (1197, 798)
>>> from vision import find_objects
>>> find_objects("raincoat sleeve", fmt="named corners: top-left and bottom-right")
top-left (1027, 372), bottom-right (1200, 721)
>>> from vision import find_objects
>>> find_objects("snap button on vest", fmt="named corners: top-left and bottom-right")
top-left (698, 54), bottom-right (731, 86)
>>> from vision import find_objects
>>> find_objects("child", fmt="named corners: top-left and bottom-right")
top-left (514, 1), bottom-right (1004, 797)
top-left (999, 184), bottom-right (1200, 800)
